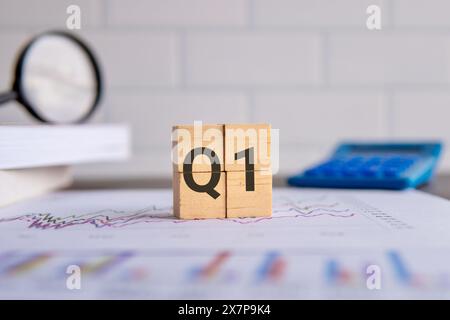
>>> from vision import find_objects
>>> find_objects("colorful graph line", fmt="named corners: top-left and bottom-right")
top-left (387, 250), bottom-right (412, 285)
top-left (256, 251), bottom-right (285, 282)
top-left (190, 251), bottom-right (231, 281)
top-left (78, 251), bottom-right (134, 276)
top-left (385, 250), bottom-right (450, 289)
top-left (5, 253), bottom-right (52, 276)
top-left (324, 259), bottom-right (355, 286)
top-left (0, 196), bottom-right (356, 230)
top-left (0, 206), bottom-right (174, 230)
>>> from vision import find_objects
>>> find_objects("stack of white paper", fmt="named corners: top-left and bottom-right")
top-left (0, 124), bottom-right (129, 207)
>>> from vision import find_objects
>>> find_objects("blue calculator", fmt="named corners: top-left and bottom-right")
top-left (287, 142), bottom-right (443, 190)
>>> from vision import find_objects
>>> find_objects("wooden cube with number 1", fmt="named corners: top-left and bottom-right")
top-left (224, 124), bottom-right (272, 218)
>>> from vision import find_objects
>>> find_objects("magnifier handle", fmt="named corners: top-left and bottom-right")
top-left (0, 91), bottom-right (18, 105)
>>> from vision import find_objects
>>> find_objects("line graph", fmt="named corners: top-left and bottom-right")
top-left (0, 194), bottom-right (356, 230)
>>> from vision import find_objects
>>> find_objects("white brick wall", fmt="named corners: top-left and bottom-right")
top-left (1, 0), bottom-right (450, 179)
top-left (253, 92), bottom-right (388, 144)
top-left (329, 34), bottom-right (449, 85)
top-left (254, 0), bottom-right (389, 28)
top-left (108, 0), bottom-right (248, 27)
top-left (105, 91), bottom-right (249, 150)
top-left (0, 0), bottom-right (103, 28)
top-left (186, 32), bottom-right (321, 86)
top-left (0, 32), bottom-right (30, 88)
top-left (393, 0), bottom-right (450, 27)
top-left (83, 32), bottom-right (179, 88)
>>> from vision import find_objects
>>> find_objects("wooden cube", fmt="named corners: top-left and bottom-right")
top-left (224, 124), bottom-right (271, 172)
top-left (226, 170), bottom-right (272, 218)
top-left (172, 122), bottom-right (272, 220)
top-left (172, 123), bottom-right (224, 172)
top-left (173, 171), bottom-right (226, 219)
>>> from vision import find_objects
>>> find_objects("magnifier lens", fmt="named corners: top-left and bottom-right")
top-left (20, 34), bottom-right (98, 123)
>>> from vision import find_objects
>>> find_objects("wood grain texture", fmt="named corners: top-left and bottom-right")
top-left (173, 171), bottom-right (226, 219)
top-left (226, 170), bottom-right (272, 218)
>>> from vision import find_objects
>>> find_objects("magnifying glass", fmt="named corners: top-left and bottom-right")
top-left (0, 30), bottom-right (102, 124)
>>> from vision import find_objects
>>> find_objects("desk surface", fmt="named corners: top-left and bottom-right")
top-left (3, 187), bottom-right (450, 299)
top-left (418, 174), bottom-right (450, 199)
top-left (71, 174), bottom-right (450, 200)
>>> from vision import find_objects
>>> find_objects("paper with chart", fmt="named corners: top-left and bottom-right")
top-left (1, 188), bottom-right (450, 299)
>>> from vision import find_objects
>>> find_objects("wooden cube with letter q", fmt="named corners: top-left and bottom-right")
top-left (172, 123), bottom-right (272, 219)
top-left (172, 123), bottom-right (226, 219)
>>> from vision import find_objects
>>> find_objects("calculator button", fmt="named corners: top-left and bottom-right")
top-left (322, 166), bottom-right (338, 176)
top-left (346, 157), bottom-right (364, 166)
top-left (341, 165), bottom-right (359, 176)
top-left (382, 167), bottom-right (401, 177)
top-left (366, 157), bottom-right (382, 166)
top-left (403, 159), bottom-right (414, 167)
top-left (361, 165), bottom-right (380, 177)
top-left (324, 160), bottom-right (344, 168)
